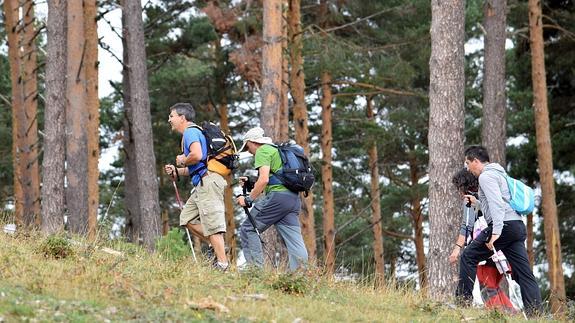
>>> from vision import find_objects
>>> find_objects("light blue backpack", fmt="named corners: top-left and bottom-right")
top-left (493, 169), bottom-right (535, 215)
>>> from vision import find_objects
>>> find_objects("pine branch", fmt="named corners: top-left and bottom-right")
top-left (0, 93), bottom-right (11, 108)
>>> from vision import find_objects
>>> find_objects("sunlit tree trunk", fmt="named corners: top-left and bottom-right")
top-left (21, 0), bottom-right (40, 228)
top-left (481, 0), bottom-right (507, 166)
top-left (261, 0), bottom-right (282, 136)
top-left (41, 0), bottom-right (67, 234)
top-left (260, 0), bottom-right (287, 268)
top-left (123, 0), bottom-right (162, 250)
top-left (528, 0), bottom-right (566, 315)
top-left (278, 0), bottom-right (289, 142)
top-left (410, 156), bottom-right (427, 290)
top-left (85, 0), bottom-right (99, 240)
top-left (4, 0), bottom-right (24, 228)
top-left (289, 0), bottom-right (316, 262)
top-left (66, 0), bottom-right (89, 235)
top-left (366, 97), bottom-right (384, 285)
top-left (320, 71), bottom-right (335, 274)
top-left (428, 0), bottom-right (466, 300)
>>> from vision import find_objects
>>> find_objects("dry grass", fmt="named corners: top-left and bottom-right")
top-left (0, 231), bottom-right (554, 322)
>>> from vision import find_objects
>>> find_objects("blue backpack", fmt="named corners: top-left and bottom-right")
top-left (492, 169), bottom-right (535, 215)
top-left (267, 143), bottom-right (315, 196)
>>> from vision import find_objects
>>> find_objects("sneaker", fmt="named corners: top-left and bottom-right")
top-left (213, 261), bottom-right (229, 272)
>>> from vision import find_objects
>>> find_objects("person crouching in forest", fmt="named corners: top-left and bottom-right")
top-left (450, 168), bottom-right (515, 312)
top-left (235, 127), bottom-right (308, 271)
top-left (457, 145), bottom-right (542, 316)
top-left (163, 102), bottom-right (229, 272)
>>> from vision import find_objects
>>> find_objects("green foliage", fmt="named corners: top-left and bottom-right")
top-left (38, 235), bottom-right (74, 259)
top-left (270, 272), bottom-right (309, 295)
top-left (155, 228), bottom-right (190, 261)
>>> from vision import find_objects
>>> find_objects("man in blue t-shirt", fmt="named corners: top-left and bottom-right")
top-left (163, 103), bottom-right (228, 271)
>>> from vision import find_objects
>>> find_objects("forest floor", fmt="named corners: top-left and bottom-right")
top-left (0, 229), bottom-right (556, 322)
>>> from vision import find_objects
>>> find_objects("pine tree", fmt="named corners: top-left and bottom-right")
top-left (41, 0), bottom-right (67, 234)
top-left (428, 0), bottom-right (466, 299)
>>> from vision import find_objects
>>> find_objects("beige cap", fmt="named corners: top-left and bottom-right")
top-left (239, 127), bottom-right (273, 152)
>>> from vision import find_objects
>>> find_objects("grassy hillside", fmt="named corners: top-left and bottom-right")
top-left (0, 231), bottom-right (552, 322)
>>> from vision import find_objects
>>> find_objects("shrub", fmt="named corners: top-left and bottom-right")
top-left (39, 235), bottom-right (74, 259)
top-left (271, 272), bottom-right (309, 295)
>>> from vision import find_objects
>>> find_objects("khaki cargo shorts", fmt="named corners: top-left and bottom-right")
top-left (180, 172), bottom-right (227, 236)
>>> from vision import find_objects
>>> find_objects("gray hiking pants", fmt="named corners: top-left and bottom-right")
top-left (240, 191), bottom-right (308, 271)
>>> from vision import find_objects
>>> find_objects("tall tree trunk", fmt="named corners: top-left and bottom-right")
top-left (41, 0), bottom-right (67, 234)
top-left (366, 97), bottom-right (384, 285)
top-left (21, 0), bottom-right (40, 228)
top-left (481, 0), bottom-right (507, 166)
top-left (410, 155), bottom-right (427, 290)
top-left (84, 0), bottom-right (99, 240)
top-left (527, 213), bottom-right (534, 267)
top-left (121, 9), bottom-right (140, 243)
top-left (528, 0), bottom-right (566, 315)
top-left (66, 0), bottom-right (89, 235)
top-left (215, 35), bottom-right (236, 264)
top-left (261, 0), bottom-right (283, 136)
top-left (220, 106), bottom-right (236, 265)
top-left (318, 0), bottom-right (335, 276)
top-left (320, 71), bottom-right (335, 274)
top-left (260, 0), bottom-right (287, 269)
top-left (4, 0), bottom-right (24, 228)
top-left (289, 0), bottom-right (316, 261)
top-left (278, 0), bottom-right (289, 142)
top-left (123, 0), bottom-right (161, 250)
top-left (428, 0), bottom-right (466, 300)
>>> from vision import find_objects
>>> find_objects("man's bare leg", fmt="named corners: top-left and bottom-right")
top-left (185, 222), bottom-right (210, 243)
top-left (208, 233), bottom-right (227, 264)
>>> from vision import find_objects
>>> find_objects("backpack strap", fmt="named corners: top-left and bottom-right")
top-left (264, 144), bottom-right (285, 186)
top-left (181, 124), bottom-right (207, 186)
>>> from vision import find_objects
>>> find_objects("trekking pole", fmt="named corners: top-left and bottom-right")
top-left (242, 183), bottom-right (264, 244)
top-left (492, 248), bottom-right (527, 320)
top-left (169, 165), bottom-right (197, 263)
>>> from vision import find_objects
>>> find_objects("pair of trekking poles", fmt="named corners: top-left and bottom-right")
top-left (169, 167), bottom-right (264, 264)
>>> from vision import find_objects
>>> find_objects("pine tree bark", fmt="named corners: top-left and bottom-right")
top-left (428, 0), bottom-right (466, 300)
top-left (21, 0), bottom-right (40, 228)
top-left (66, 0), bottom-right (89, 235)
top-left (261, 0), bottom-right (283, 136)
top-left (320, 71), bottom-right (335, 274)
top-left (366, 97), bottom-right (384, 285)
top-left (123, 0), bottom-right (162, 250)
top-left (528, 0), bottom-right (566, 315)
top-left (4, 0), bottom-right (24, 228)
top-left (215, 34), bottom-right (236, 264)
top-left (84, 0), bottom-right (99, 240)
top-left (527, 213), bottom-right (534, 267)
top-left (41, 0), bottom-right (67, 234)
top-left (481, 0), bottom-right (507, 166)
top-left (278, 0), bottom-right (289, 142)
top-left (121, 8), bottom-right (140, 243)
top-left (289, 0), bottom-right (316, 261)
top-left (410, 156), bottom-right (427, 290)
top-left (260, 0), bottom-right (288, 269)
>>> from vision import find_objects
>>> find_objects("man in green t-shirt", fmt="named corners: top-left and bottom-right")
top-left (236, 127), bottom-right (308, 271)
